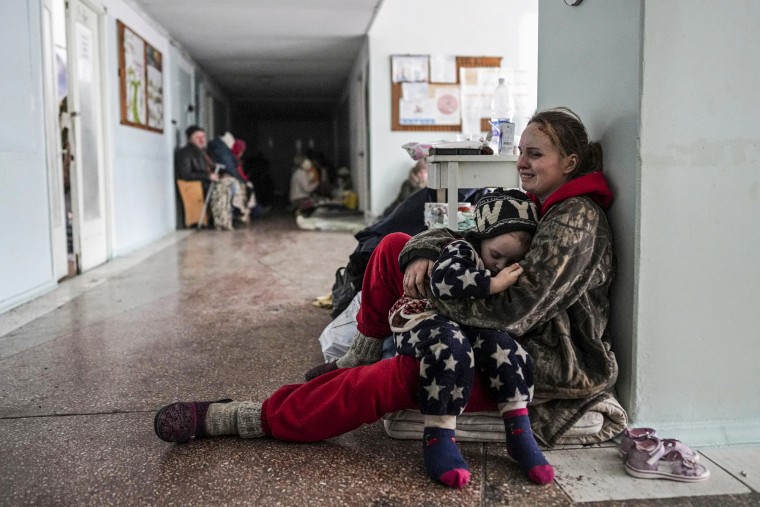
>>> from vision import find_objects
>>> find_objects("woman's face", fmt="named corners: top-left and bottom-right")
top-left (517, 123), bottom-right (577, 202)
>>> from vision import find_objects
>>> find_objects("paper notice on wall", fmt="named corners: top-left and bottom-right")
top-left (432, 85), bottom-right (461, 125)
top-left (391, 55), bottom-right (429, 83)
top-left (429, 54), bottom-right (457, 83)
top-left (399, 98), bottom-right (436, 125)
top-left (399, 83), bottom-right (461, 126)
top-left (401, 82), bottom-right (428, 101)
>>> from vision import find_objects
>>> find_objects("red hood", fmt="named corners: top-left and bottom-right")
top-left (527, 171), bottom-right (613, 217)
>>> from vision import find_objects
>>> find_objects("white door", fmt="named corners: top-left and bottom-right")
top-left (66, 0), bottom-right (109, 272)
top-left (41, 0), bottom-right (68, 280)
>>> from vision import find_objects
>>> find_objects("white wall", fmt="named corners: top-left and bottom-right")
top-left (538, 0), bottom-right (760, 445)
top-left (637, 0), bottom-right (760, 444)
top-left (537, 0), bottom-right (643, 434)
top-left (0, 0), bottom-right (227, 315)
top-left (102, 0), bottom-right (176, 256)
top-left (367, 0), bottom-right (538, 218)
top-left (0, 0), bottom-right (56, 313)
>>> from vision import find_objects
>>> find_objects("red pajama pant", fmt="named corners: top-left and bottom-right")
top-left (260, 232), bottom-right (499, 442)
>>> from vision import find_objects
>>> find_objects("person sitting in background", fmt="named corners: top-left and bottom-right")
top-left (174, 125), bottom-right (218, 191)
top-left (289, 156), bottom-right (321, 213)
top-left (307, 149), bottom-right (335, 197)
top-left (382, 160), bottom-right (428, 217)
top-left (208, 132), bottom-right (245, 184)
top-left (208, 132), bottom-right (248, 226)
top-left (231, 138), bottom-right (250, 183)
top-left (174, 126), bottom-right (218, 228)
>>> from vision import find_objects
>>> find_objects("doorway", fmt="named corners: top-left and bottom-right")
top-left (64, 0), bottom-right (110, 273)
top-left (41, 0), bottom-right (110, 278)
top-left (40, 0), bottom-right (70, 280)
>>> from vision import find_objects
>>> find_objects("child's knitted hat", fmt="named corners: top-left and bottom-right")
top-left (472, 188), bottom-right (539, 239)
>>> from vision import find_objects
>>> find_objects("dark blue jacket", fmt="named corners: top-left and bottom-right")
top-left (207, 138), bottom-right (244, 182)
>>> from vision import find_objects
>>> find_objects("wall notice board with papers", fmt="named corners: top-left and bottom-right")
top-left (391, 55), bottom-right (501, 132)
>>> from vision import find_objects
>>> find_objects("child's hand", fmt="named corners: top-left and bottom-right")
top-left (489, 263), bottom-right (524, 294)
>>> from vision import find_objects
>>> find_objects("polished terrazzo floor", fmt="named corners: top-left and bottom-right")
top-left (1, 213), bottom-right (758, 506)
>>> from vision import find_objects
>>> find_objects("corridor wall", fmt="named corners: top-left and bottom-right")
top-left (537, 0), bottom-right (760, 445)
top-left (0, 0), bottom-right (227, 315)
top-left (104, 0), bottom-right (176, 256)
top-left (0, 0), bottom-right (55, 313)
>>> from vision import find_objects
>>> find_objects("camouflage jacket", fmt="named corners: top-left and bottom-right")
top-left (399, 185), bottom-right (620, 445)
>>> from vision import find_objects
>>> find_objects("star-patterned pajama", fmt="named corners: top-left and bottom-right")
top-left (389, 240), bottom-right (534, 416)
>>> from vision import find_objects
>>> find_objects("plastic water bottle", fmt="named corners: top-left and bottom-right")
top-left (489, 78), bottom-right (515, 154)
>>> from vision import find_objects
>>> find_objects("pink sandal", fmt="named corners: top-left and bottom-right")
top-left (624, 437), bottom-right (709, 482)
top-left (618, 427), bottom-right (657, 458)
top-left (618, 427), bottom-right (699, 461)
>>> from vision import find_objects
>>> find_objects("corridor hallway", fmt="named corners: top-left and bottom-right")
top-left (1, 214), bottom-right (757, 506)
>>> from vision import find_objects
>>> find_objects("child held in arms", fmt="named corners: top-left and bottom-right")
top-left (388, 189), bottom-right (554, 488)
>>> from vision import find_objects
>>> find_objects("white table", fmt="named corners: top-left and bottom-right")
top-left (426, 154), bottom-right (520, 229)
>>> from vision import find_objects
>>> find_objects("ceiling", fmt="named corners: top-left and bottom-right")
top-left (133, 0), bottom-right (383, 119)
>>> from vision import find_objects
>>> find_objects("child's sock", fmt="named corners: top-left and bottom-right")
top-left (422, 427), bottom-right (471, 488)
top-left (503, 408), bottom-right (554, 485)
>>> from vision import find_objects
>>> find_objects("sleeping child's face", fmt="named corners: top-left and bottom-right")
top-left (479, 230), bottom-right (532, 275)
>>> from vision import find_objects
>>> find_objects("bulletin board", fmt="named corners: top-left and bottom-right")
top-left (117, 20), bottom-right (164, 133)
top-left (391, 55), bottom-right (502, 132)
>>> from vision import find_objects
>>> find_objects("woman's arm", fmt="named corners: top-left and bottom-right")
top-left (398, 228), bottom-right (460, 298)
top-left (431, 198), bottom-right (613, 335)
top-left (399, 227), bottom-right (459, 269)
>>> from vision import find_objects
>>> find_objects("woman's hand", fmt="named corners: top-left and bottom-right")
top-left (403, 258), bottom-right (433, 298)
top-left (489, 263), bottom-right (523, 295)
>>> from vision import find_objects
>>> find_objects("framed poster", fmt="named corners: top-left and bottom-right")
top-left (146, 44), bottom-right (164, 129)
top-left (117, 20), bottom-right (163, 133)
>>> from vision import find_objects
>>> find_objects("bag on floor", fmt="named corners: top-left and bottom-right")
top-left (319, 292), bottom-right (361, 362)
top-left (330, 267), bottom-right (356, 319)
